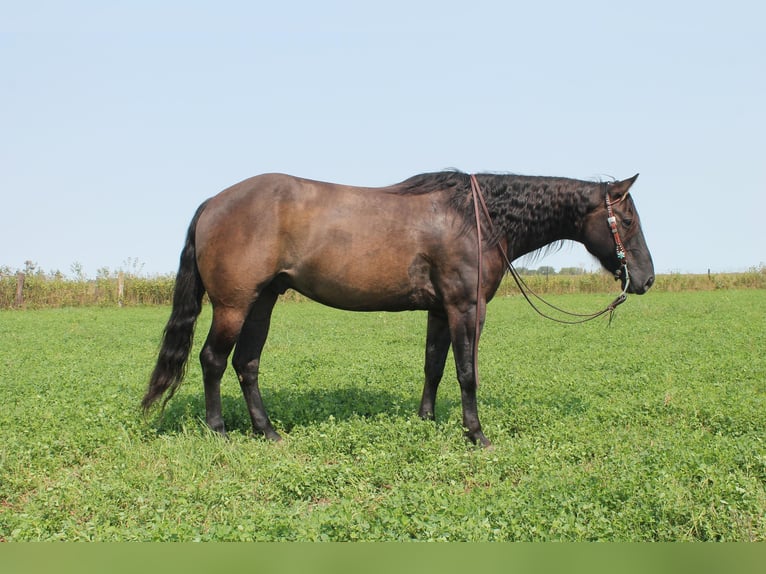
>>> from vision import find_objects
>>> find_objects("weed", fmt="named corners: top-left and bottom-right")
top-left (0, 291), bottom-right (764, 540)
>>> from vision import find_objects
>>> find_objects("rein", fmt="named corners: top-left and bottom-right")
top-left (469, 175), bottom-right (630, 327)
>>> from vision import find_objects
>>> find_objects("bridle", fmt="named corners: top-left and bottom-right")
top-left (605, 185), bottom-right (631, 292)
top-left (469, 175), bottom-right (631, 327)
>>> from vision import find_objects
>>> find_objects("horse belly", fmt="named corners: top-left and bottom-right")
top-left (286, 249), bottom-right (437, 311)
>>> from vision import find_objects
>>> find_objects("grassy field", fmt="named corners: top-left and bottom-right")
top-left (0, 290), bottom-right (764, 541)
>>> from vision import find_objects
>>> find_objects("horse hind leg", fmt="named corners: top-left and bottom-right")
top-left (199, 305), bottom-right (248, 437)
top-left (232, 289), bottom-right (281, 441)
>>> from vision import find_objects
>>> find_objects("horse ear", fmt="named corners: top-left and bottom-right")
top-left (609, 173), bottom-right (639, 201)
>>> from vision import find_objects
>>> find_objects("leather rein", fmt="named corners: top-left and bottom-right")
top-left (469, 174), bottom-right (630, 328)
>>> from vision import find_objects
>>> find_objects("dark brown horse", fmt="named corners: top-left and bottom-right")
top-left (142, 171), bottom-right (654, 447)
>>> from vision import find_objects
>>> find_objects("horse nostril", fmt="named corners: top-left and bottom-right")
top-left (645, 275), bottom-right (655, 291)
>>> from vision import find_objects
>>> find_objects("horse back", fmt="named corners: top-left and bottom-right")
top-left (194, 173), bottom-right (475, 311)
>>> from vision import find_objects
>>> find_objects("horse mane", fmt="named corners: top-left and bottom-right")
top-left (389, 170), bottom-right (598, 256)
top-left (389, 170), bottom-right (470, 196)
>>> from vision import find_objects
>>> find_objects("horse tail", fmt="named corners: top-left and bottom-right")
top-left (142, 200), bottom-right (209, 413)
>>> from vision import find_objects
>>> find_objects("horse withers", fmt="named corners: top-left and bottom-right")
top-left (142, 171), bottom-right (654, 447)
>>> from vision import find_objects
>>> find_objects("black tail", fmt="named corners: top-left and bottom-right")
top-left (142, 201), bottom-right (209, 413)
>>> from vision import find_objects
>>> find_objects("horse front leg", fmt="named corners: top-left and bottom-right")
top-left (418, 310), bottom-right (452, 421)
top-left (447, 302), bottom-right (492, 448)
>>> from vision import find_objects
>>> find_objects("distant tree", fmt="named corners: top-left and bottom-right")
top-left (537, 266), bottom-right (556, 277)
top-left (559, 267), bottom-right (586, 275)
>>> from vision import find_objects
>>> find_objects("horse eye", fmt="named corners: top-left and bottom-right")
top-left (621, 218), bottom-right (633, 228)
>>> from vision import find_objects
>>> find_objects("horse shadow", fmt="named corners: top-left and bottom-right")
top-left (153, 384), bottom-right (463, 437)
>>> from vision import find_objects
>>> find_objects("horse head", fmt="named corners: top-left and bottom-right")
top-left (581, 174), bottom-right (655, 295)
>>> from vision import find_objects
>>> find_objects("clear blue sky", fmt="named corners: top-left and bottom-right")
top-left (2, 1), bottom-right (764, 277)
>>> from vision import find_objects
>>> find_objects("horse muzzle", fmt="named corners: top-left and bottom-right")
top-left (631, 273), bottom-right (655, 294)
top-left (615, 264), bottom-right (654, 295)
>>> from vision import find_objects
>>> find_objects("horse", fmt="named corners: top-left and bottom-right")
top-left (142, 170), bottom-right (654, 447)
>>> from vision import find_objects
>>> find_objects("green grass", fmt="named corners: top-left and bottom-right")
top-left (1, 291), bottom-right (764, 540)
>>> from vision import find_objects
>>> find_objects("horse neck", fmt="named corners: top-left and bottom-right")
top-left (481, 175), bottom-right (596, 258)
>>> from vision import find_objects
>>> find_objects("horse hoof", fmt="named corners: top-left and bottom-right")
top-left (465, 430), bottom-right (492, 448)
top-left (261, 430), bottom-right (283, 442)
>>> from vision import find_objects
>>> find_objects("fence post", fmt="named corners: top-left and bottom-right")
top-left (117, 272), bottom-right (125, 307)
top-left (15, 272), bottom-right (25, 307)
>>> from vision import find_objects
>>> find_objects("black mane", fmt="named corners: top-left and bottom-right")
top-left (392, 170), bottom-right (470, 195)
top-left (390, 170), bottom-right (598, 257)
